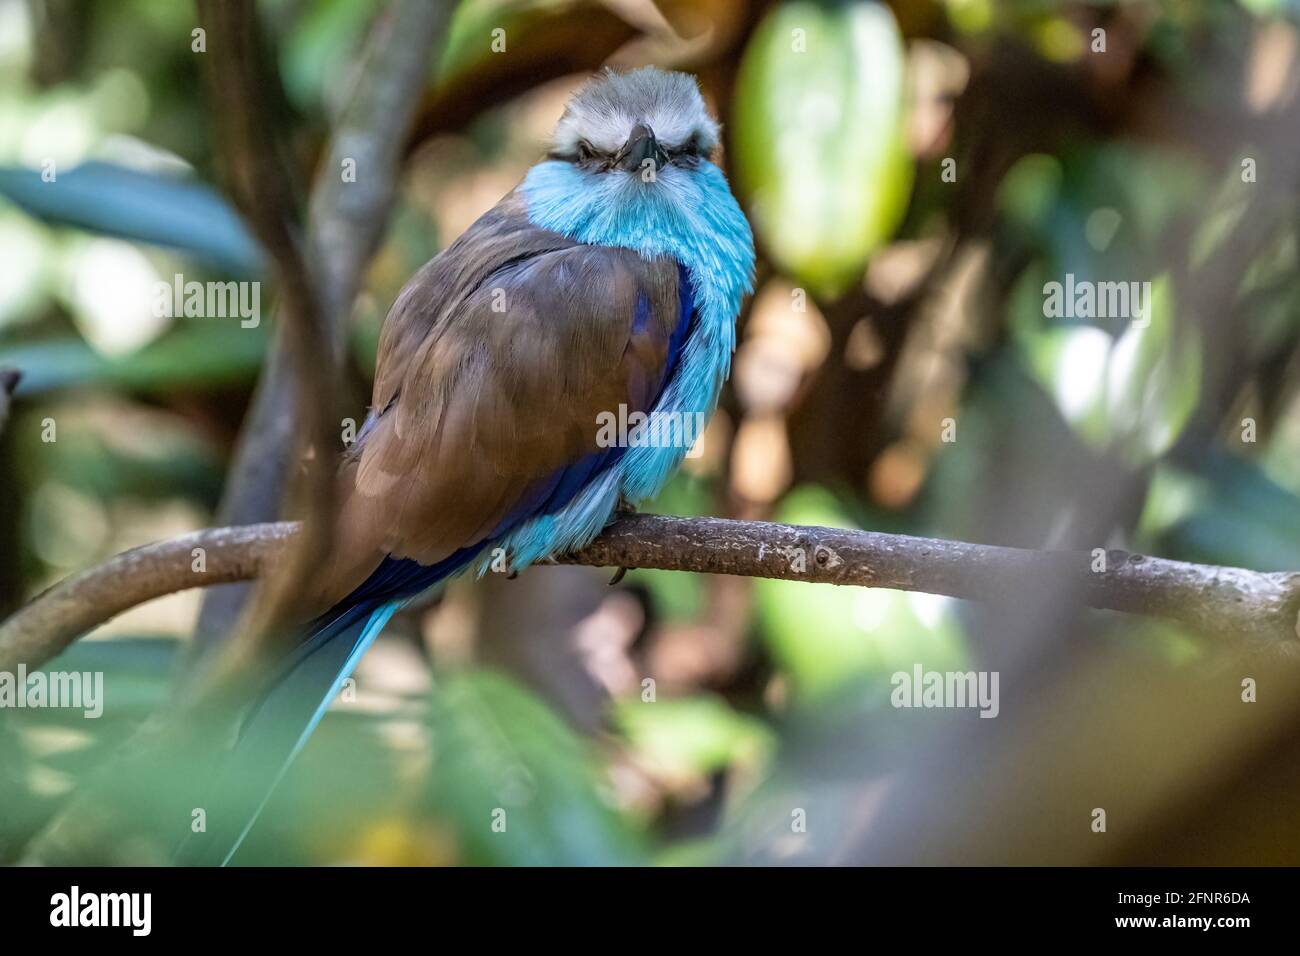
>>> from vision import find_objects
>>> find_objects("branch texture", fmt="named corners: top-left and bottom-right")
top-left (2, 516), bottom-right (1297, 673)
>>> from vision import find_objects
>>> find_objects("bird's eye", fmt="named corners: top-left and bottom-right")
top-left (666, 136), bottom-right (704, 165)
top-left (576, 140), bottom-right (595, 162)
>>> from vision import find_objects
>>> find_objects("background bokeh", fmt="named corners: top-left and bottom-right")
top-left (3, 0), bottom-right (1300, 865)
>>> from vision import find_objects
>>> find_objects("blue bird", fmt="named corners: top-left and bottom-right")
top-left (178, 67), bottom-right (754, 864)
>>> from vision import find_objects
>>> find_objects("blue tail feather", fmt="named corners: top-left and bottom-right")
top-left (174, 548), bottom-right (484, 866)
top-left (173, 602), bottom-right (396, 866)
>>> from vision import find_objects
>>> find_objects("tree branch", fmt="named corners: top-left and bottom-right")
top-left (194, 0), bottom-right (338, 647)
top-left (2, 516), bottom-right (1297, 673)
top-left (0, 523), bottom-right (297, 673)
top-left (194, 0), bottom-right (451, 644)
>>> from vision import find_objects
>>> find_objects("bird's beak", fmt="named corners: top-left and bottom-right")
top-left (616, 123), bottom-right (669, 174)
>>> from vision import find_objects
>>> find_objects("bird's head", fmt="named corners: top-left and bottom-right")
top-left (524, 66), bottom-right (750, 269)
top-left (547, 67), bottom-right (719, 182)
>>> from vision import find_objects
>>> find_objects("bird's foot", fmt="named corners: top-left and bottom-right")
top-left (605, 499), bottom-right (638, 583)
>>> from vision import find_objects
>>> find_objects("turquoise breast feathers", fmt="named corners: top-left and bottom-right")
top-left (471, 159), bottom-right (755, 573)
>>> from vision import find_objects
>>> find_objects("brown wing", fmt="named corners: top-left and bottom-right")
top-left (315, 190), bottom-right (685, 607)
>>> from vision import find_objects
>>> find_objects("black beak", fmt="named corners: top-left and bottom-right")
top-left (616, 123), bottom-right (669, 173)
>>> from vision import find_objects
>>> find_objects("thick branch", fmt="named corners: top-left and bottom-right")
top-left (195, 0), bottom-right (338, 645)
top-left (0, 523), bottom-right (298, 673)
top-left (309, 0), bottom-right (452, 330)
top-left (3, 516), bottom-right (1298, 673)
top-left (195, 0), bottom-right (450, 643)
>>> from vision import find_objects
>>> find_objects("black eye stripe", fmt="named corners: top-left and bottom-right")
top-left (549, 135), bottom-right (708, 166)
top-left (547, 140), bottom-right (609, 163)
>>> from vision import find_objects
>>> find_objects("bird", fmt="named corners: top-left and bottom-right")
top-left (175, 66), bottom-right (754, 865)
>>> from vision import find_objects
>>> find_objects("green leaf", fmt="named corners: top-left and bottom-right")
top-left (0, 321), bottom-right (269, 395)
top-left (0, 162), bottom-right (260, 276)
top-left (733, 0), bottom-right (913, 299)
top-left (427, 670), bottom-right (645, 865)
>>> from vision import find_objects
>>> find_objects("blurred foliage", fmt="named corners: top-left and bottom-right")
top-left (4, 0), bottom-right (1300, 865)
top-left (3, 322), bottom-right (269, 395)
top-left (0, 636), bottom-right (177, 858)
top-left (425, 671), bottom-right (646, 865)
top-left (0, 161), bottom-right (261, 276)
top-left (1004, 148), bottom-right (1205, 463)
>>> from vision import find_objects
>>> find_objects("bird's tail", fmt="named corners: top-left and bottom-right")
top-left (173, 546), bottom-right (484, 866)
top-left (172, 599), bottom-right (398, 866)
